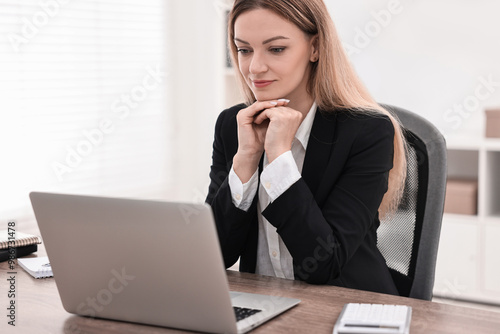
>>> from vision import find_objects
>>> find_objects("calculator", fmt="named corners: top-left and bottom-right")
top-left (333, 303), bottom-right (412, 334)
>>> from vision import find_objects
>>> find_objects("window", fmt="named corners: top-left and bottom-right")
top-left (0, 0), bottom-right (172, 223)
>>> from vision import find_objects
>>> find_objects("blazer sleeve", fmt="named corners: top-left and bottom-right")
top-left (205, 107), bottom-right (258, 269)
top-left (262, 115), bottom-right (395, 284)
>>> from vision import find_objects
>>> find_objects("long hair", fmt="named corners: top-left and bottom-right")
top-left (227, 0), bottom-right (406, 218)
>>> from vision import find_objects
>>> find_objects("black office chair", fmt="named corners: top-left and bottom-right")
top-left (377, 104), bottom-right (447, 301)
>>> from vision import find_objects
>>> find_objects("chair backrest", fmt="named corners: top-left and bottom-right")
top-left (377, 104), bottom-right (447, 300)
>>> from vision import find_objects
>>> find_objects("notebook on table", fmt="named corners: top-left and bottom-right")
top-left (18, 256), bottom-right (53, 279)
top-left (0, 230), bottom-right (41, 262)
top-left (30, 192), bottom-right (300, 334)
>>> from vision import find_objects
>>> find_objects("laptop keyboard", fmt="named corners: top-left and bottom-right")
top-left (233, 306), bottom-right (262, 322)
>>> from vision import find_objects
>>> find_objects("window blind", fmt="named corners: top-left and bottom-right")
top-left (0, 0), bottom-right (172, 223)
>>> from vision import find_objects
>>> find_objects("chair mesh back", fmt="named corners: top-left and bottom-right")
top-left (377, 131), bottom-right (428, 296)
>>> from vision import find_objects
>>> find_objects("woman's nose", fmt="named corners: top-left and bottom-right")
top-left (248, 52), bottom-right (268, 74)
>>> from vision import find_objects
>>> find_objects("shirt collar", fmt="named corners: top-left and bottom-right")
top-left (295, 102), bottom-right (317, 150)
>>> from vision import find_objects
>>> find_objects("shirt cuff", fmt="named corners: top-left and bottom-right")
top-left (228, 166), bottom-right (258, 211)
top-left (260, 151), bottom-right (301, 202)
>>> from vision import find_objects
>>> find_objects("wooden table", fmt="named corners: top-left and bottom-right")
top-left (1, 256), bottom-right (499, 334)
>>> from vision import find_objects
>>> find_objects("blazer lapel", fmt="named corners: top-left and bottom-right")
top-left (301, 108), bottom-right (337, 200)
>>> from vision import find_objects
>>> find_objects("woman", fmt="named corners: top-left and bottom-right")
top-left (206, 0), bottom-right (406, 295)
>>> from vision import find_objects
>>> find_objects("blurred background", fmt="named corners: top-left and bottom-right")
top-left (1, 0), bottom-right (499, 309)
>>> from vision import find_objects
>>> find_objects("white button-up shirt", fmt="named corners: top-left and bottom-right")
top-left (228, 102), bottom-right (317, 279)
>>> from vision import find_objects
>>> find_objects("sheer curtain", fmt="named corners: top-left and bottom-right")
top-left (0, 0), bottom-right (174, 224)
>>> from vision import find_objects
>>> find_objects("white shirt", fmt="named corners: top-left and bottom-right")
top-left (228, 102), bottom-right (317, 279)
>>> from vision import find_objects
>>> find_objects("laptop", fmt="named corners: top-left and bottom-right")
top-left (29, 192), bottom-right (300, 334)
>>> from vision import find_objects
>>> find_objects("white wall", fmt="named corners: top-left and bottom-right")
top-left (173, 0), bottom-right (500, 201)
top-left (324, 0), bottom-right (500, 140)
top-left (166, 0), bottom-right (225, 202)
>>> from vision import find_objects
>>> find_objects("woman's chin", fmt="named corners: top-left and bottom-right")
top-left (254, 94), bottom-right (280, 102)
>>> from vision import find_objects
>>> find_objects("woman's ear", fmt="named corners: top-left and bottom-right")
top-left (310, 35), bottom-right (319, 62)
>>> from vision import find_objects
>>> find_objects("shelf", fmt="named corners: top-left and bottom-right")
top-left (443, 213), bottom-right (500, 224)
top-left (442, 213), bottom-right (480, 223)
top-left (445, 136), bottom-right (482, 150)
top-left (484, 138), bottom-right (500, 151)
top-left (434, 219), bottom-right (480, 301)
top-left (484, 223), bottom-right (500, 295)
top-left (446, 136), bottom-right (500, 151)
top-left (436, 141), bottom-right (500, 304)
top-left (484, 216), bottom-right (500, 224)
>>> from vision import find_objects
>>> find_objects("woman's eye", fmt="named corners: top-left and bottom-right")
top-left (237, 48), bottom-right (251, 54)
top-left (270, 47), bottom-right (285, 53)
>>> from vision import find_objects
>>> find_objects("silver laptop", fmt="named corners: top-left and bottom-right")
top-left (30, 192), bottom-right (300, 334)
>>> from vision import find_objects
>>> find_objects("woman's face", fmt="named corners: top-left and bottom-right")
top-left (234, 8), bottom-right (317, 104)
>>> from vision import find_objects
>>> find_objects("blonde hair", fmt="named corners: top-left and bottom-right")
top-left (228, 0), bottom-right (406, 217)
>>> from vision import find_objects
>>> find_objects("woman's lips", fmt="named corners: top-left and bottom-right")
top-left (252, 80), bottom-right (274, 88)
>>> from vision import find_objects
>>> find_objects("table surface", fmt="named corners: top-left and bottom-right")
top-left (2, 253), bottom-right (500, 334)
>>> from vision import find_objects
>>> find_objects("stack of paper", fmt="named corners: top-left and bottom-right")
top-left (18, 256), bottom-right (53, 279)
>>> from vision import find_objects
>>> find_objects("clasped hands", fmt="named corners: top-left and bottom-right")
top-left (233, 99), bottom-right (303, 183)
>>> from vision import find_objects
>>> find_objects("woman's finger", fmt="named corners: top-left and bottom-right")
top-left (240, 99), bottom-right (289, 119)
top-left (253, 105), bottom-right (292, 124)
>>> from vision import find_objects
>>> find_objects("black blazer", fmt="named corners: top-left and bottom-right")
top-left (206, 103), bottom-right (399, 295)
